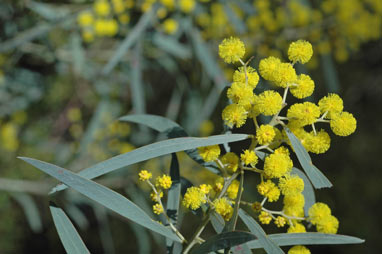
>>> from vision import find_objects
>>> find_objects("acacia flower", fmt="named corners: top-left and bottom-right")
top-left (219, 37), bottom-right (245, 63)
top-left (288, 40), bottom-right (313, 64)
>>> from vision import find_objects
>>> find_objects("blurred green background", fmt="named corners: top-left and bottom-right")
top-left (0, 0), bottom-right (381, 253)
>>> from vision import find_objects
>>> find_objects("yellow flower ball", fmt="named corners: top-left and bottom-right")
top-left (162, 18), bottom-right (178, 35)
top-left (94, 0), bottom-right (111, 17)
top-left (279, 175), bottom-right (304, 195)
top-left (155, 174), bottom-right (172, 189)
top-left (318, 93), bottom-right (344, 118)
top-left (290, 74), bottom-right (315, 99)
top-left (259, 211), bottom-right (272, 224)
top-left (255, 90), bottom-right (283, 116)
top-left (179, 0), bottom-right (196, 13)
top-left (259, 56), bottom-right (281, 81)
top-left (288, 245), bottom-right (311, 254)
top-left (305, 129), bottom-right (331, 154)
top-left (77, 12), bottom-right (94, 27)
top-left (287, 102), bottom-right (320, 127)
top-left (240, 149), bottom-right (258, 166)
top-left (273, 62), bottom-right (297, 88)
top-left (308, 202), bottom-right (331, 225)
top-left (222, 104), bottom-right (248, 128)
top-left (233, 66), bottom-right (260, 89)
top-left (182, 186), bottom-right (206, 210)
top-left (198, 145), bottom-right (221, 162)
top-left (153, 203), bottom-right (164, 214)
top-left (275, 216), bottom-right (287, 228)
top-left (330, 112), bottom-right (357, 136)
top-left (138, 170), bottom-right (152, 181)
top-left (219, 37), bottom-right (245, 64)
top-left (264, 152), bottom-right (293, 178)
top-left (316, 215), bottom-right (339, 234)
top-left (287, 223), bottom-right (306, 233)
top-left (288, 40), bottom-right (313, 64)
top-left (214, 198), bottom-right (233, 221)
top-left (256, 124), bottom-right (276, 145)
top-left (227, 82), bottom-right (254, 108)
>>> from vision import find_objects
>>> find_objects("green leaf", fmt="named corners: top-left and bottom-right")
top-left (50, 205), bottom-right (90, 254)
top-left (291, 167), bottom-right (316, 216)
top-left (321, 54), bottom-right (340, 93)
top-left (210, 212), bottom-right (225, 234)
top-left (190, 231), bottom-right (256, 254)
top-left (238, 209), bottom-right (284, 254)
top-left (20, 157), bottom-right (181, 242)
top-left (284, 127), bottom-right (332, 189)
top-left (130, 41), bottom-right (146, 114)
top-left (247, 233), bottom-right (364, 249)
top-left (52, 134), bottom-right (247, 193)
top-left (166, 153), bottom-right (182, 253)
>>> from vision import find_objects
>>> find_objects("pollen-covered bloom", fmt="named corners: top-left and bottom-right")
top-left (222, 104), bottom-right (248, 128)
top-left (199, 184), bottom-right (212, 195)
top-left (288, 40), bottom-right (313, 64)
top-left (288, 245), bottom-right (311, 254)
top-left (257, 180), bottom-right (280, 202)
top-left (255, 90), bottom-right (283, 116)
top-left (318, 93), bottom-right (344, 118)
top-left (221, 152), bottom-right (239, 173)
top-left (259, 211), bottom-right (272, 224)
top-left (283, 193), bottom-right (305, 211)
top-left (288, 223), bottom-right (306, 233)
top-left (214, 198), bottom-right (233, 221)
top-left (287, 102), bottom-right (320, 127)
top-left (308, 202), bottom-right (331, 225)
top-left (227, 180), bottom-right (240, 199)
top-left (305, 129), bottom-right (331, 154)
top-left (273, 62), bottom-right (297, 88)
top-left (94, 0), bottom-right (111, 16)
top-left (138, 170), bottom-right (152, 181)
top-left (219, 37), bottom-right (245, 64)
top-left (330, 112), bottom-right (357, 136)
top-left (275, 216), bottom-right (287, 227)
top-left (279, 175), bottom-right (304, 195)
top-left (198, 145), bottom-right (221, 162)
top-left (290, 74), bottom-right (315, 99)
top-left (155, 174), bottom-right (172, 189)
top-left (77, 12), bottom-right (94, 27)
top-left (233, 66), bottom-right (260, 88)
top-left (264, 151), bottom-right (293, 178)
top-left (227, 82), bottom-right (254, 108)
top-left (182, 187), bottom-right (207, 210)
top-left (240, 149), bottom-right (258, 166)
top-left (153, 203), bottom-right (164, 215)
top-left (316, 215), bottom-right (339, 234)
top-left (256, 124), bottom-right (276, 145)
top-left (259, 56), bottom-right (281, 81)
top-left (150, 191), bottom-right (163, 202)
top-left (162, 18), bottom-right (178, 34)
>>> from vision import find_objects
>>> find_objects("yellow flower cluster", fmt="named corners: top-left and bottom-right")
top-left (308, 203), bottom-right (339, 234)
top-left (182, 186), bottom-right (207, 210)
top-left (156, 174), bottom-right (172, 189)
top-left (197, 145), bottom-right (220, 162)
top-left (214, 198), bottom-right (233, 221)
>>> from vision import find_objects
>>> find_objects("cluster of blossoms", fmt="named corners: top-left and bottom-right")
top-left (135, 36), bottom-right (357, 254)
top-left (188, 37), bottom-right (355, 254)
top-left (138, 170), bottom-right (172, 215)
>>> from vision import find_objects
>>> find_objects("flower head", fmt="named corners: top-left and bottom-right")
top-left (214, 198), bottom-right (233, 221)
top-left (287, 102), bottom-right (320, 127)
top-left (259, 56), bottom-right (281, 81)
top-left (240, 149), bottom-right (258, 166)
top-left (198, 145), bottom-right (221, 162)
top-left (275, 216), bottom-right (287, 227)
top-left (182, 187), bottom-right (206, 210)
top-left (308, 202), bottom-right (331, 225)
top-left (259, 211), bottom-right (272, 224)
top-left (257, 180), bottom-right (280, 202)
top-left (233, 66), bottom-right (260, 89)
top-left (318, 94), bottom-right (343, 118)
top-left (264, 151), bottom-right (293, 178)
top-left (279, 175), bottom-right (304, 195)
top-left (305, 129), bottom-right (331, 154)
top-left (288, 245), bottom-right (311, 254)
top-left (153, 203), bottom-right (164, 214)
top-left (156, 174), bottom-right (172, 189)
top-left (219, 37), bottom-right (245, 63)
top-left (256, 124), bottom-right (276, 145)
top-left (222, 104), bottom-right (248, 128)
top-left (290, 74), bottom-right (315, 99)
top-left (288, 40), bottom-right (313, 64)
top-left (138, 170), bottom-right (152, 181)
top-left (330, 112), bottom-right (356, 136)
top-left (255, 90), bottom-right (283, 116)
top-left (162, 18), bottom-right (178, 34)
top-left (227, 82), bottom-right (254, 108)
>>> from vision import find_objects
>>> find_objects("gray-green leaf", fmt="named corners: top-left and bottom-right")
top-left (238, 209), bottom-right (284, 254)
top-left (247, 233), bottom-right (364, 249)
top-left (190, 231), bottom-right (256, 254)
top-left (50, 205), bottom-right (90, 254)
top-left (284, 127), bottom-right (332, 189)
top-left (20, 157), bottom-right (181, 242)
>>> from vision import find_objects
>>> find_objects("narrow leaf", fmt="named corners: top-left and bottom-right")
top-left (291, 167), bottom-right (316, 216)
top-left (210, 212), bottom-right (225, 234)
top-left (120, 114), bottom-right (220, 174)
top-left (52, 134), bottom-right (247, 193)
top-left (20, 157), bottom-right (181, 242)
top-left (284, 127), bottom-right (332, 189)
top-left (238, 209), bottom-right (284, 254)
top-left (247, 233), bottom-right (364, 249)
top-left (190, 231), bottom-right (256, 254)
top-left (11, 193), bottom-right (42, 233)
top-left (166, 153), bottom-right (182, 253)
top-left (50, 205), bottom-right (90, 254)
